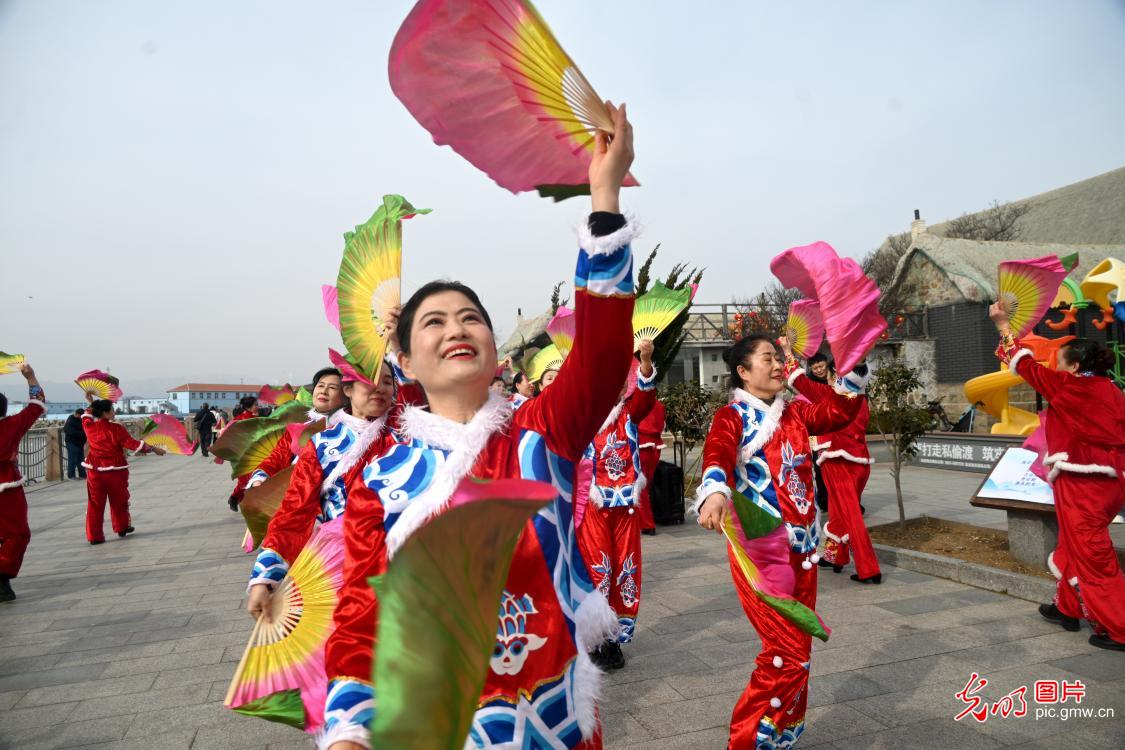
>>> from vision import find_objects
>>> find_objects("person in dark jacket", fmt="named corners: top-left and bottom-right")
top-left (194, 402), bottom-right (217, 457)
top-left (63, 408), bottom-right (87, 479)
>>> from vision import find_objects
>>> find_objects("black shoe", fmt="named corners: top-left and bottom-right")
top-left (817, 559), bottom-right (843, 573)
top-left (1089, 633), bottom-right (1125, 651)
top-left (605, 642), bottom-right (626, 670)
top-left (0, 577), bottom-right (14, 603)
top-left (228, 496), bottom-right (240, 512)
top-left (850, 573), bottom-right (882, 585)
top-left (589, 645), bottom-right (611, 670)
top-left (90, 539), bottom-right (105, 545)
top-left (860, 504), bottom-right (866, 516)
top-left (117, 526), bottom-right (135, 538)
top-left (1038, 603), bottom-right (1080, 632)
top-left (641, 528), bottom-right (656, 537)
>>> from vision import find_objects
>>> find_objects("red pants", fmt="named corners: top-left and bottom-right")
top-left (0, 487), bottom-right (31, 578)
top-left (727, 545), bottom-right (815, 749)
top-left (1050, 473), bottom-right (1125, 642)
top-left (819, 460), bottom-right (879, 579)
top-left (86, 470), bottom-right (132, 542)
top-left (577, 504), bottom-right (642, 643)
top-left (637, 447), bottom-right (659, 530)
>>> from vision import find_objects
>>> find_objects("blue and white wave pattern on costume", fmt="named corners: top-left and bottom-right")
top-left (470, 669), bottom-right (586, 750)
top-left (364, 440), bottom-right (446, 532)
top-left (574, 244), bottom-right (633, 298)
top-left (248, 548), bottom-right (288, 589)
top-left (310, 423), bottom-right (357, 521)
top-left (322, 680), bottom-right (374, 746)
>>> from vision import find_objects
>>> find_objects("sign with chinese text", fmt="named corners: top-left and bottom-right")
top-left (913, 434), bottom-right (1024, 473)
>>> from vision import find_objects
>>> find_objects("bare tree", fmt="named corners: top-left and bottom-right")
top-left (943, 200), bottom-right (1032, 242)
top-left (862, 231), bottom-right (917, 314)
top-left (729, 283), bottom-right (801, 339)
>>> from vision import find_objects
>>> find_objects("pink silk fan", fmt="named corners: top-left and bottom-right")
top-left (770, 242), bottom-right (887, 375)
top-left (389, 0), bottom-right (639, 200)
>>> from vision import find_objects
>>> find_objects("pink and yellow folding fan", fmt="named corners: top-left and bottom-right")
top-left (546, 306), bottom-right (575, 357)
top-left (336, 195), bottom-right (430, 383)
top-left (633, 282), bottom-right (691, 351)
top-left (321, 285), bottom-right (340, 332)
top-left (526, 344), bottom-right (564, 384)
top-left (997, 255), bottom-right (1069, 339)
top-left (389, 0), bottom-right (639, 200)
top-left (258, 385), bottom-right (296, 407)
top-left (75, 369), bottom-right (123, 402)
top-left (784, 300), bottom-right (824, 359)
top-left (0, 352), bottom-right (26, 375)
top-left (225, 516), bottom-right (346, 731)
top-left (140, 414), bottom-right (197, 455)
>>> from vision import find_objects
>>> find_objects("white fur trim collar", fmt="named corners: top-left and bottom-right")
top-left (576, 215), bottom-right (640, 257)
top-left (1008, 348), bottom-right (1035, 376)
top-left (386, 392), bottom-right (512, 557)
top-left (330, 409), bottom-right (369, 432)
top-left (731, 389), bottom-right (787, 462)
top-left (319, 414), bottom-right (387, 495)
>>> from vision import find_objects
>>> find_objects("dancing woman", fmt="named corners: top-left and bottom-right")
top-left (990, 301), bottom-right (1125, 650)
top-left (321, 103), bottom-right (636, 750)
top-left (244, 365), bottom-right (396, 622)
top-left (694, 334), bottom-right (859, 748)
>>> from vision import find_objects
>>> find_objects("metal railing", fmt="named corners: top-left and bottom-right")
top-left (681, 303), bottom-right (929, 344)
top-left (19, 428), bottom-right (50, 485)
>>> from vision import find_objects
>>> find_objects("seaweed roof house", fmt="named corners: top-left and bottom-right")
top-left (880, 166), bottom-right (1125, 414)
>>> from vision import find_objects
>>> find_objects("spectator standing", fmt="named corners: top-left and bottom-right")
top-left (63, 408), bottom-right (87, 479)
top-left (194, 402), bottom-right (217, 457)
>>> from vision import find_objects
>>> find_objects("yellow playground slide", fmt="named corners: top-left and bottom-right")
top-left (963, 368), bottom-right (1040, 436)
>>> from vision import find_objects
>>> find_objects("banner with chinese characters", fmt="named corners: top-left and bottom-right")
top-left (912, 433), bottom-right (1025, 473)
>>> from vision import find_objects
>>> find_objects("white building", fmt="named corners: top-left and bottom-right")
top-left (166, 384), bottom-right (264, 416)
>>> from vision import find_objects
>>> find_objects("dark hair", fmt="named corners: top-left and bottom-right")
top-left (396, 281), bottom-right (493, 356)
top-left (808, 353), bottom-right (828, 365)
top-left (232, 405), bottom-right (244, 417)
top-left (312, 367), bottom-right (341, 387)
top-left (201, 402), bottom-right (209, 411)
top-left (1060, 339), bottom-right (1114, 376)
top-left (513, 372), bottom-right (528, 387)
top-left (723, 335), bottom-right (776, 389)
top-left (74, 408), bottom-right (84, 415)
top-left (239, 396), bottom-right (257, 410)
top-left (91, 399), bottom-right (114, 418)
top-left (0, 393), bottom-right (7, 419)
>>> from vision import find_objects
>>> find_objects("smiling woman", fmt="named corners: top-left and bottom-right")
top-left (321, 104), bottom-right (639, 750)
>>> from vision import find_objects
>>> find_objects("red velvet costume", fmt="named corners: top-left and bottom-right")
top-left (577, 374), bottom-right (656, 643)
top-left (788, 368), bottom-right (879, 579)
top-left (695, 373), bottom-right (858, 749)
top-left (82, 414), bottom-right (152, 543)
top-left (1000, 341), bottom-right (1125, 642)
top-left (0, 389), bottom-right (46, 579)
top-left (320, 217), bottom-right (638, 749)
top-left (636, 399), bottom-right (665, 531)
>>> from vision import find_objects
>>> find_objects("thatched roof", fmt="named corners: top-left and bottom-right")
top-left (496, 308), bottom-right (554, 362)
top-left (891, 233), bottom-right (1125, 304)
top-left (887, 166), bottom-right (1125, 306)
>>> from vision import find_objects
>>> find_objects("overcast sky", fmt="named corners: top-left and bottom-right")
top-left (2, 0), bottom-right (1123, 396)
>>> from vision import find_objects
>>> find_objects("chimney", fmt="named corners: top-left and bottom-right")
top-left (910, 209), bottom-right (926, 241)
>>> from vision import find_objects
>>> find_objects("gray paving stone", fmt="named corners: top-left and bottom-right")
top-left (16, 673), bottom-right (155, 709)
top-left (0, 714), bottom-right (133, 750)
top-left (1046, 651), bottom-right (1125, 683)
top-left (81, 730), bottom-right (198, 749)
top-left (100, 647), bottom-right (223, 678)
top-left (0, 701), bottom-right (79, 732)
top-left (629, 690), bottom-right (741, 738)
top-left (800, 702), bottom-right (889, 745)
top-left (0, 664), bottom-right (108, 694)
top-left (68, 681), bottom-right (213, 722)
top-left (831, 715), bottom-right (1003, 749)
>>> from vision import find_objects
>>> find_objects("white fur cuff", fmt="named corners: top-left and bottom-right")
top-left (1008, 348), bottom-right (1034, 376)
top-left (27, 399), bottom-right (47, 411)
top-left (575, 590), bottom-right (620, 651)
top-left (691, 480), bottom-right (731, 516)
top-left (635, 366), bottom-right (658, 391)
top-left (786, 369), bottom-right (804, 389)
top-left (0, 479), bottom-right (24, 492)
top-left (577, 216), bottom-right (640, 257)
top-left (817, 449), bottom-right (874, 466)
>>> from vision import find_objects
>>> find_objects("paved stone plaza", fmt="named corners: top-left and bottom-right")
top-left (1, 456), bottom-right (1123, 749)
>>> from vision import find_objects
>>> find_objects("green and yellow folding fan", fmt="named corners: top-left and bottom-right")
top-left (336, 195), bottom-right (430, 382)
top-left (0, 352), bottom-right (26, 375)
top-left (526, 344), bottom-right (564, 384)
top-left (632, 281), bottom-right (691, 351)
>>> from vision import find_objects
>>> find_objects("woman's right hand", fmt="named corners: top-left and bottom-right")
top-left (988, 300), bottom-right (1012, 333)
top-left (589, 101), bottom-right (634, 214)
top-left (697, 493), bottom-right (728, 534)
top-left (246, 584), bottom-right (273, 623)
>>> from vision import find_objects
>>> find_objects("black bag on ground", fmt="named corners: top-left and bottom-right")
top-left (651, 460), bottom-right (685, 525)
